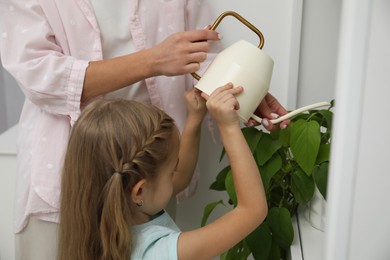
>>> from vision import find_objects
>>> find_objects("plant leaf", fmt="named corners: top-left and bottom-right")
top-left (220, 241), bottom-right (250, 260)
top-left (290, 112), bottom-right (310, 122)
top-left (267, 207), bottom-right (294, 249)
top-left (201, 200), bottom-right (225, 227)
top-left (279, 127), bottom-right (290, 147)
top-left (219, 127), bottom-right (262, 162)
top-left (225, 171), bottom-right (237, 206)
top-left (245, 222), bottom-right (272, 260)
top-left (242, 127), bottom-right (263, 153)
top-left (316, 143), bottom-right (330, 164)
top-left (223, 244), bottom-right (241, 260)
top-left (241, 127), bottom-right (263, 155)
top-left (260, 153), bottom-right (282, 192)
top-left (268, 240), bottom-right (282, 260)
top-left (318, 109), bottom-right (333, 129)
top-left (291, 168), bottom-right (315, 204)
top-left (312, 163), bottom-right (329, 199)
top-left (241, 240), bottom-right (252, 260)
top-left (255, 133), bottom-right (282, 166)
top-left (290, 120), bottom-right (321, 175)
top-left (220, 251), bottom-right (227, 260)
top-left (210, 166), bottom-right (231, 191)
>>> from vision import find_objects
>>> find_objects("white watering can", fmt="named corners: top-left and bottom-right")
top-left (192, 11), bottom-right (329, 125)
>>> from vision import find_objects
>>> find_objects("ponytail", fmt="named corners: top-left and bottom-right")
top-left (100, 172), bottom-right (132, 260)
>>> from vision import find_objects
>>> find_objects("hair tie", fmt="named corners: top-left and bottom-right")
top-left (117, 171), bottom-right (126, 177)
top-left (115, 171), bottom-right (130, 183)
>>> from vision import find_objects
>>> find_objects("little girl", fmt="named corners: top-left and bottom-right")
top-left (58, 84), bottom-right (267, 260)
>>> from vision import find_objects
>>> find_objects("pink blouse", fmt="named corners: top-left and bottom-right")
top-left (0, 0), bottom-right (216, 233)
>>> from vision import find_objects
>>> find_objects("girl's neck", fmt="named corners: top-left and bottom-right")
top-left (132, 209), bottom-right (165, 225)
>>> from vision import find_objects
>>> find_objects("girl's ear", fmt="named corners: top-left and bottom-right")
top-left (131, 179), bottom-right (146, 205)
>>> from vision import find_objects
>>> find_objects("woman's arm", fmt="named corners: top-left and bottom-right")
top-left (82, 30), bottom-right (221, 101)
top-left (177, 84), bottom-right (268, 260)
top-left (172, 89), bottom-right (206, 195)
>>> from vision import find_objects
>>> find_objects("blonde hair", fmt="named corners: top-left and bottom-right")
top-left (58, 99), bottom-right (178, 260)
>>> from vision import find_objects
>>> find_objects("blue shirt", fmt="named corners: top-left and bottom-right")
top-left (131, 211), bottom-right (181, 260)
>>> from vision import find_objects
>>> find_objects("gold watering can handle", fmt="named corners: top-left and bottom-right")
top-left (191, 11), bottom-right (265, 81)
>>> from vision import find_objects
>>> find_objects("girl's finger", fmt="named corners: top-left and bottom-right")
top-left (207, 84), bottom-right (233, 103)
top-left (223, 98), bottom-right (240, 111)
top-left (211, 83), bottom-right (234, 96)
top-left (210, 83), bottom-right (240, 99)
top-left (219, 93), bottom-right (236, 105)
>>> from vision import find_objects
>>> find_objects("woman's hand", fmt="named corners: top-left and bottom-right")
top-left (247, 92), bottom-right (290, 131)
top-left (150, 29), bottom-right (221, 76)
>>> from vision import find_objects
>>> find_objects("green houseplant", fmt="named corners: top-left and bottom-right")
top-left (201, 100), bottom-right (334, 260)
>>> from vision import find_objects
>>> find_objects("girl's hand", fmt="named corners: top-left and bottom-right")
top-left (184, 88), bottom-right (207, 124)
top-left (201, 83), bottom-right (243, 127)
top-left (150, 29), bottom-right (221, 76)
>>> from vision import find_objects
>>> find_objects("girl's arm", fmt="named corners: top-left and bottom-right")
top-left (177, 84), bottom-right (268, 260)
top-left (172, 88), bottom-right (206, 195)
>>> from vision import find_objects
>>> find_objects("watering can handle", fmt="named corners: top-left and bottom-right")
top-left (191, 11), bottom-right (265, 81)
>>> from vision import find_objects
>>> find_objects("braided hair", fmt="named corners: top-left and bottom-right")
top-left (59, 99), bottom-right (179, 260)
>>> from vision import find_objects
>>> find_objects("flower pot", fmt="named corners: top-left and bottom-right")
top-left (304, 187), bottom-right (326, 231)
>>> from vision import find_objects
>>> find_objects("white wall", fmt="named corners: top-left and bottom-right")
top-left (0, 70), bottom-right (7, 133)
top-left (325, 0), bottom-right (390, 259)
top-left (297, 0), bottom-right (341, 107)
top-left (0, 125), bottom-right (18, 260)
top-left (0, 60), bottom-right (23, 134)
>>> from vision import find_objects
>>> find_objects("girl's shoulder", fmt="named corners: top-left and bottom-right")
top-left (131, 211), bottom-right (181, 260)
